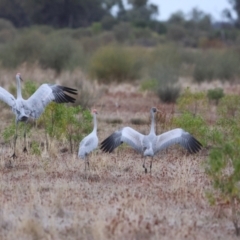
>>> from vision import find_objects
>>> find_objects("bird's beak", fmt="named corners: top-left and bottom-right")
top-left (156, 109), bottom-right (162, 113)
top-left (20, 76), bottom-right (23, 82)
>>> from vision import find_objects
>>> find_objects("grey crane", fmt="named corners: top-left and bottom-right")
top-left (0, 73), bottom-right (77, 158)
top-left (78, 109), bottom-right (98, 171)
top-left (101, 107), bottom-right (202, 173)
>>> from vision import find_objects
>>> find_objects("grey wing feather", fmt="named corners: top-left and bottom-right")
top-left (154, 128), bottom-right (202, 154)
top-left (100, 127), bottom-right (145, 153)
top-left (25, 84), bottom-right (77, 118)
top-left (0, 87), bottom-right (15, 107)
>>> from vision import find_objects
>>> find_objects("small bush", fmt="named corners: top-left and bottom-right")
top-left (207, 88), bottom-right (224, 105)
top-left (157, 85), bottom-right (180, 103)
top-left (89, 46), bottom-right (141, 83)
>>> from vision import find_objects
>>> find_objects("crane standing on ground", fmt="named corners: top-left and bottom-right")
top-left (0, 73), bottom-right (77, 158)
top-left (78, 109), bottom-right (98, 171)
top-left (101, 107), bottom-right (202, 173)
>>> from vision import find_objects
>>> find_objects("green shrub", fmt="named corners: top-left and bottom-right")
top-left (89, 46), bottom-right (141, 83)
top-left (38, 103), bottom-right (92, 153)
top-left (177, 88), bottom-right (207, 115)
top-left (205, 94), bottom-right (240, 236)
top-left (171, 111), bottom-right (208, 146)
top-left (207, 88), bottom-right (224, 105)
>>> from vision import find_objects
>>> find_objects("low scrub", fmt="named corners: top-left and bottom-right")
top-left (205, 94), bottom-right (240, 236)
top-left (0, 31), bottom-right (45, 68)
top-left (193, 49), bottom-right (240, 82)
top-left (39, 34), bottom-right (84, 73)
top-left (89, 46), bottom-right (141, 83)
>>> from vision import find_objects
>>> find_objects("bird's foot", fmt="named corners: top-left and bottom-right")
top-left (23, 147), bottom-right (27, 153)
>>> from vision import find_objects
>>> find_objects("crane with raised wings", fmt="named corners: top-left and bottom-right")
top-left (101, 107), bottom-right (202, 173)
top-left (0, 73), bottom-right (77, 158)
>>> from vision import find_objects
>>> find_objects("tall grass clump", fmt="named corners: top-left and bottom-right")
top-left (89, 45), bottom-right (142, 83)
top-left (148, 45), bottom-right (181, 103)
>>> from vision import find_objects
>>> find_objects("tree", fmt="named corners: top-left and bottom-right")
top-left (229, 0), bottom-right (240, 27)
top-left (0, 0), bottom-right (118, 28)
top-left (117, 0), bottom-right (158, 27)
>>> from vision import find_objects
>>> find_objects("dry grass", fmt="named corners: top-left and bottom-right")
top-left (1, 68), bottom-right (240, 239)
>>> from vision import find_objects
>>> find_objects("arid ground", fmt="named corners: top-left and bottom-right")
top-left (0, 68), bottom-right (239, 239)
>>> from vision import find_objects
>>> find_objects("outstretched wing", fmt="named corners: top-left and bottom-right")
top-left (0, 87), bottom-right (16, 107)
top-left (25, 84), bottom-right (77, 118)
top-left (101, 127), bottom-right (145, 153)
top-left (154, 128), bottom-right (202, 154)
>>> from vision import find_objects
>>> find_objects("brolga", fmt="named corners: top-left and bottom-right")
top-left (0, 73), bottom-right (77, 158)
top-left (78, 109), bottom-right (98, 171)
top-left (101, 107), bottom-right (202, 173)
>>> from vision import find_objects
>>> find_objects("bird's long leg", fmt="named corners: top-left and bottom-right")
top-left (11, 122), bottom-right (19, 159)
top-left (87, 157), bottom-right (90, 171)
top-left (150, 157), bottom-right (153, 174)
top-left (23, 122), bottom-right (27, 153)
top-left (84, 155), bottom-right (90, 171)
top-left (142, 157), bottom-right (147, 174)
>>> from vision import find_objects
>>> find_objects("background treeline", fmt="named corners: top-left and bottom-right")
top-left (0, 0), bottom-right (240, 100)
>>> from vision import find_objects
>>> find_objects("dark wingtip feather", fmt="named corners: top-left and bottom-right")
top-left (188, 136), bottom-right (202, 154)
top-left (100, 134), bottom-right (117, 153)
top-left (61, 86), bottom-right (78, 95)
top-left (53, 85), bottom-right (77, 103)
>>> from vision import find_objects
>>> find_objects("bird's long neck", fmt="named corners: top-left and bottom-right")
top-left (93, 113), bottom-right (97, 133)
top-left (16, 77), bottom-right (22, 99)
top-left (150, 111), bottom-right (155, 135)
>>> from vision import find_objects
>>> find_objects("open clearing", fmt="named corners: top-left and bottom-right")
top-left (0, 73), bottom-right (239, 239)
